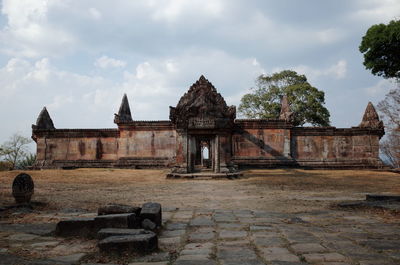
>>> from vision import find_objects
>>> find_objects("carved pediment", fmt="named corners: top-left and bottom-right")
top-left (170, 75), bottom-right (236, 129)
top-left (359, 102), bottom-right (384, 129)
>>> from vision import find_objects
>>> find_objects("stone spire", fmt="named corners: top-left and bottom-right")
top-left (359, 102), bottom-right (384, 129)
top-left (114, 94), bottom-right (133, 124)
top-left (32, 107), bottom-right (55, 130)
top-left (279, 95), bottom-right (293, 122)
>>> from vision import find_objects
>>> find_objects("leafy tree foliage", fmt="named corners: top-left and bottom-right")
top-left (0, 134), bottom-right (33, 170)
top-left (239, 70), bottom-right (330, 126)
top-left (17, 153), bottom-right (37, 170)
top-left (359, 20), bottom-right (400, 79)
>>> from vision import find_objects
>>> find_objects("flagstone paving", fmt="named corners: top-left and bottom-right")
top-left (1, 207), bottom-right (400, 264)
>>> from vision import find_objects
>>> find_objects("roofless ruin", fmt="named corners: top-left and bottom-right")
top-left (32, 76), bottom-right (385, 172)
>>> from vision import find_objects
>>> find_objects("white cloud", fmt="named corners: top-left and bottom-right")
top-left (95, 55), bottom-right (127, 69)
top-left (88, 7), bottom-right (102, 20)
top-left (316, 28), bottom-right (346, 44)
top-left (150, 0), bottom-right (224, 23)
top-left (365, 79), bottom-right (397, 97)
top-left (292, 60), bottom-right (347, 82)
top-left (352, 0), bottom-right (400, 23)
top-left (0, 50), bottom-right (264, 141)
top-left (0, 0), bottom-right (75, 58)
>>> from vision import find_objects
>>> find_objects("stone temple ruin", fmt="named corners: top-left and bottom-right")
top-left (32, 76), bottom-right (385, 172)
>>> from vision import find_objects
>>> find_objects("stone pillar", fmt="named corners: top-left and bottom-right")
top-left (187, 135), bottom-right (196, 173)
top-left (214, 135), bottom-right (220, 173)
top-left (218, 134), bottom-right (231, 173)
top-left (283, 129), bottom-right (291, 158)
top-left (173, 129), bottom-right (189, 173)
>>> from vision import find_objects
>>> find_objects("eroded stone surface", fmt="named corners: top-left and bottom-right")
top-left (98, 234), bottom-right (158, 254)
top-left (2, 207), bottom-right (400, 265)
top-left (141, 203), bottom-right (162, 227)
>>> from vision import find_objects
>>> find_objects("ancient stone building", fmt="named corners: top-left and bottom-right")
top-left (32, 76), bottom-right (385, 171)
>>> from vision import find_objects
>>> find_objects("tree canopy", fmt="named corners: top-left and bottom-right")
top-left (0, 134), bottom-right (32, 170)
top-left (238, 70), bottom-right (330, 126)
top-left (359, 19), bottom-right (400, 79)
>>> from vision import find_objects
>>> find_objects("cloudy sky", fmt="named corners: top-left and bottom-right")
top-left (0, 0), bottom-right (399, 146)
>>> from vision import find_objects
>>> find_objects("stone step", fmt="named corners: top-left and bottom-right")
top-left (97, 228), bottom-right (154, 240)
top-left (98, 234), bottom-right (158, 254)
top-left (94, 213), bottom-right (139, 230)
top-left (55, 218), bottom-right (95, 238)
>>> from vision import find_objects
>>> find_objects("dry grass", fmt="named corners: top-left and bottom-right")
top-left (1, 169), bottom-right (399, 214)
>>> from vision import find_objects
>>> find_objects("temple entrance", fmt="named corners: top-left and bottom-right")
top-left (169, 75), bottom-right (237, 175)
top-left (188, 134), bottom-right (220, 173)
top-left (194, 136), bottom-right (213, 172)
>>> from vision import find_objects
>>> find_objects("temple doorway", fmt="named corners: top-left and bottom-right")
top-left (189, 135), bottom-right (216, 172)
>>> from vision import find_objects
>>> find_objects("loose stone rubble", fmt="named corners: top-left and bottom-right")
top-left (55, 202), bottom-right (161, 256)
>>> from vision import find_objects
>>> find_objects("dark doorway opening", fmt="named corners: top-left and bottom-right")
top-left (194, 136), bottom-right (214, 172)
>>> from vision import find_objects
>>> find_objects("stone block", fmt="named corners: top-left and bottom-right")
top-left (55, 218), bottom-right (95, 238)
top-left (97, 228), bottom-right (154, 240)
top-left (140, 202), bottom-right (162, 227)
top-left (303, 253), bottom-right (346, 262)
top-left (219, 230), bottom-right (247, 239)
top-left (291, 243), bottom-right (326, 254)
top-left (12, 173), bottom-right (34, 204)
top-left (94, 213), bottom-right (138, 230)
top-left (98, 204), bottom-right (141, 216)
top-left (142, 218), bottom-right (157, 231)
top-left (98, 234), bottom-right (158, 254)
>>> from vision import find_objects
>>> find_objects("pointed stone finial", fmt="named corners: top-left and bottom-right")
top-left (359, 102), bottom-right (384, 129)
top-left (32, 107), bottom-right (55, 130)
top-left (279, 95), bottom-right (293, 122)
top-left (199, 75), bottom-right (206, 82)
top-left (114, 94), bottom-right (133, 124)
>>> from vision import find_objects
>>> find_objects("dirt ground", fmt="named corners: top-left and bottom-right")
top-left (1, 168), bottom-right (400, 215)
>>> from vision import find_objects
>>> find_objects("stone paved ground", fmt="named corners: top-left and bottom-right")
top-left (1, 207), bottom-right (400, 265)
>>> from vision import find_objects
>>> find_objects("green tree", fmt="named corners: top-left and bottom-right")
top-left (359, 20), bottom-right (400, 79)
top-left (0, 134), bottom-right (33, 170)
top-left (239, 70), bottom-right (330, 126)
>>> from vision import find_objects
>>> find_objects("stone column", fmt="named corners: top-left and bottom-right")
top-left (173, 129), bottom-right (189, 173)
top-left (214, 135), bottom-right (220, 173)
top-left (283, 129), bottom-right (291, 158)
top-left (187, 135), bottom-right (196, 173)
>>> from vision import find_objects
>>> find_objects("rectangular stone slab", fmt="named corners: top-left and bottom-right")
top-left (98, 234), bottom-right (158, 254)
top-left (97, 228), bottom-right (154, 240)
top-left (55, 218), bottom-right (95, 238)
top-left (94, 213), bottom-right (138, 231)
top-left (98, 204), bottom-right (141, 216)
top-left (140, 202), bottom-right (162, 227)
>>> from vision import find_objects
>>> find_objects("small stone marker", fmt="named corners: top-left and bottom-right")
top-left (140, 202), bottom-right (162, 227)
top-left (55, 218), bottom-right (95, 238)
top-left (12, 173), bottom-right (34, 204)
top-left (142, 218), bottom-right (157, 231)
top-left (98, 204), bottom-right (141, 215)
top-left (94, 213), bottom-right (138, 230)
top-left (97, 228), bottom-right (153, 240)
top-left (98, 233), bottom-right (158, 254)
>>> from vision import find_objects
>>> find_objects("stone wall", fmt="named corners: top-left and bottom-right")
top-left (32, 122), bottom-right (384, 169)
top-left (291, 127), bottom-right (382, 168)
top-left (33, 123), bottom-right (176, 169)
top-left (31, 77), bottom-right (385, 170)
